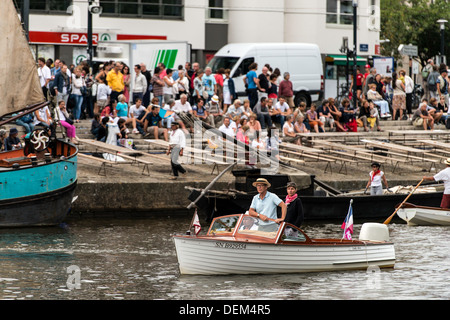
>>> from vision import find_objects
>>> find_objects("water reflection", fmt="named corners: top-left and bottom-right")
top-left (0, 213), bottom-right (448, 300)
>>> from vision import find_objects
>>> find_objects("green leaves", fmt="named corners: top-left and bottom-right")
top-left (380, 0), bottom-right (450, 66)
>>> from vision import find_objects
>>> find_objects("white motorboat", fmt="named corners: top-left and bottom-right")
top-left (396, 203), bottom-right (450, 226)
top-left (173, 214), bottom-right (395, 275)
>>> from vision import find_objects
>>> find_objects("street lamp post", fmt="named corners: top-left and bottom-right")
top-left (87, 0), bottom-right (94, 68)
top-left (437, 19), bottom-right (447, 65)
top-left (352, 0), bottom-right (358, 109)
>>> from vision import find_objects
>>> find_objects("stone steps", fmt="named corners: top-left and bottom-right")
top-left (3, 117), bottom-right (447, 148)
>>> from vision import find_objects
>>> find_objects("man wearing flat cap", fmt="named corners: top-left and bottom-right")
top-left (423, 158), bottom-right (450, 208)
top-left (4, 128), bottom-right (22, 151)
top-left (248, 178), bottom-right (286, 223)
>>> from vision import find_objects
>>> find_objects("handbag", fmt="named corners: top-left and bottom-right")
top-left (356, 118), bottom-right (363, 127)
top-left (65, 117), bottom-right (74, 125)
top-left (172, 84), bottom-right (179, 95)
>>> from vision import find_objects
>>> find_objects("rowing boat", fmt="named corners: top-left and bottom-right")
top-left (396, 203), bottom-right (450, 226)
top-left (173, 214), bottom-right (395, 275)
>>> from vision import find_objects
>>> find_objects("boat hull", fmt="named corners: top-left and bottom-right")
top-left (397, 203), bottom-right (450, 226)
top-left (0, 181), bottom-right (77, 227)
top-left (173, 236), bottom-right (395, 275)
top-left (0, 139), bottom-right (78, 227)
top-left (193, 190), bottom-right (443, 222)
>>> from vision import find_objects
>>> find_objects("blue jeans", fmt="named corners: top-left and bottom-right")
top-left (162, 116), bottom-right (174, 128)
top-left (16, 120), bottom-right (34, 133)
top-left (272, 114), bottom-right (285, 128)
top-left (373, 100), bottom-right (390, 115)
top-left (72, 94), bottom-right (83, 120)
top-left (155, 95), bottom-right (163, 107)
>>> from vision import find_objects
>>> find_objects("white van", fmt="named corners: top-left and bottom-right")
top-left (207, 43), bottom-right (324, 106)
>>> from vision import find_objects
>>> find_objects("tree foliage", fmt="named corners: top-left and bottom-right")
top-left (380, 0), bottom-right (450, 66)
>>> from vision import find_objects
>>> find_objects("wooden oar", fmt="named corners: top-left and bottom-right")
top-left (383, 178), bottom-right (424, 225)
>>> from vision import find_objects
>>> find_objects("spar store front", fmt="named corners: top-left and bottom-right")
top-left (324, 54), bottom-right (367, 100)
top-left (28, 31), bottom-right (106, 66)
top-left (28, 31), bottom-right (167, 66)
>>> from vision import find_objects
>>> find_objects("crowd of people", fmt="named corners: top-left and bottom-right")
top-left (25, 55), bottom-right (450, 155)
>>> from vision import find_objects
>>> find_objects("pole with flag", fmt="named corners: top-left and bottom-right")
top-left (341, 199), bottom-right (354, 240)
top-left (189, 209), bottom-right (202, 236)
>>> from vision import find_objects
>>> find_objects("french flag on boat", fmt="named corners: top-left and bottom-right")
top-left (341, 199), bottom-right (354, 240)
top-left (190, 209), bottom-right (202, 235)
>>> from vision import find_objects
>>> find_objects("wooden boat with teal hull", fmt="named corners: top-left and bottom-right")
top-left (0, 1), bottom-right (78, 226)
top-left (0, 131), bottom-right (78, 226)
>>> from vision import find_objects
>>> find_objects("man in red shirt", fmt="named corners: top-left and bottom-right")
top-left (278, 72), bottom-right (294, 107)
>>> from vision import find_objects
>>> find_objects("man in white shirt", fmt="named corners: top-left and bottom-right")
top-left (225, 99), bottom-right (244, 117)
top-left (133, 64), bottom-right (148, 105)
top-left (167, 122), bottom-right (187, 180)
top-left (129, 98), bottom-right (147, 134)
top-left (172, 94), bottom-right (193, 131)
top-left (218, 117), bottom-right (235, 137)
top-left (423, 158), bottom-right (450, 208)
top-left (173, 94), bottom-right (193, 114)
top-left (38, 57), bottom-right (51, 101)
top-left (272, 97), bottom-right (290, 127)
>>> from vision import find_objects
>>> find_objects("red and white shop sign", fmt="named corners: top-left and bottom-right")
top-left (29, 31), bottom-right (167, 45)
top-left (29, 31), bottom-right (99, 45)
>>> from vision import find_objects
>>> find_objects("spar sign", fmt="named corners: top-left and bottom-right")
top-left (29, 31), bottom-right (114, 45)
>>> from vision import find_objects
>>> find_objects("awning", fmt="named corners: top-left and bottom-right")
top-left (326, 54), bottom-right (367, 66)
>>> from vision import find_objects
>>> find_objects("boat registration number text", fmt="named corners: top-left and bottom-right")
top-left (216, 242), bottom-right (246, 250)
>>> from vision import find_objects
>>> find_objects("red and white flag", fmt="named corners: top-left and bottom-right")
top-left (341, 200), bottom-right (354, 240)
top-left (190, 210), bottom-right (202, 235)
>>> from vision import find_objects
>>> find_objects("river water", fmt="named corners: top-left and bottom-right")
top-left (0, 212), bottom-right (448, 301)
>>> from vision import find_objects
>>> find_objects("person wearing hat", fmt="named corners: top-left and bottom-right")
top-left (205, 95), bottom-right (223, 127)
top-left (167, 121), bottom-right (187, 180)
top-left (423, 158), bottom-right (450, 208)
top-left (4, 127), bottom-right (22, 151)
top-left (284, 182), bottom-right (304, 227)
top-left (248, 178), bottom-right (287, 223)
top-left (365, 162), bottom-right (389, 195)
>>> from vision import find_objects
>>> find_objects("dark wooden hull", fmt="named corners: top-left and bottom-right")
top-left (190, 190), bottom-right (443, 222)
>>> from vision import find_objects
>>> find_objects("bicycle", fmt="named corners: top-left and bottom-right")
top-left (335, 83), bottom-right (350, 106)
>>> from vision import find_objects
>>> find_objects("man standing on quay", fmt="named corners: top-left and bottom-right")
top-left (167, 122), bottom-right (187, 180)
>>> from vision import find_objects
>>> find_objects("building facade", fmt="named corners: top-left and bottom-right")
top-left (21, 0), bottom-right (380, 97)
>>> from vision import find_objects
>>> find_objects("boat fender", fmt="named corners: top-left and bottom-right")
top-left (359, 223), bottom-right (389, 242)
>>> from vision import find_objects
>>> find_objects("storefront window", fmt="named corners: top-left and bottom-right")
top-left (99, 0), bottom-right (184, 19)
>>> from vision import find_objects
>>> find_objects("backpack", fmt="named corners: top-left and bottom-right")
top-left (422, 65), bottom-right (432, 80)
top-left (428, 72), bottom-right (437, 86)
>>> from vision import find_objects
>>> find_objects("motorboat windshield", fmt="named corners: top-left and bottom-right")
top-left (207, 214), bottom-right (310, 243)
top-left (237, 215), bottom-right (280, 239)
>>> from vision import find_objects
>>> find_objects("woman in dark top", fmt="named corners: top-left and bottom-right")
top-left (284, 182), bottom-right (304, 227)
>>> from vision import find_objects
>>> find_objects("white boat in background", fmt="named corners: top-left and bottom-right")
top-left (396, 203), bottom-right (450, 226)
top-left (173, 214), bottom-right (395, 275)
